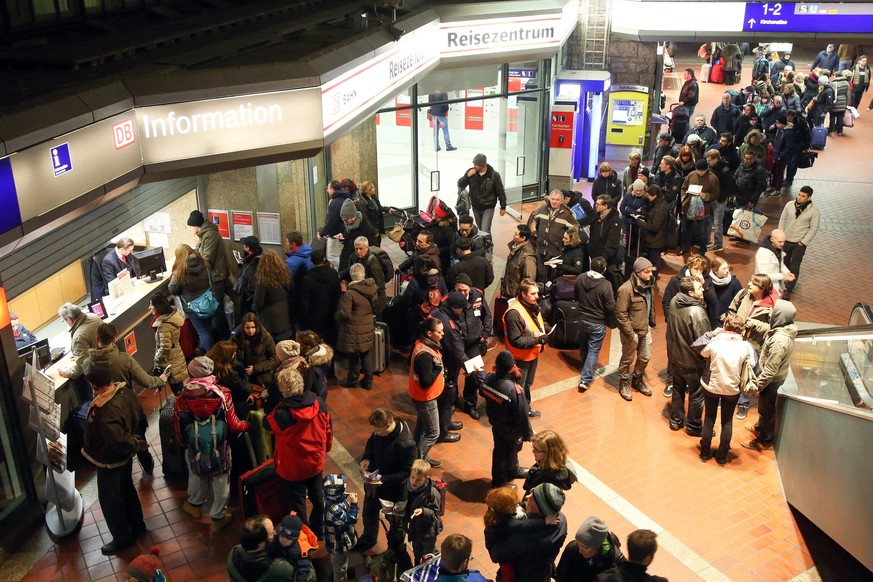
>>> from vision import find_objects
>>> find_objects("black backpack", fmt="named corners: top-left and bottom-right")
top-left (369, 247), bottom-right (394, 283)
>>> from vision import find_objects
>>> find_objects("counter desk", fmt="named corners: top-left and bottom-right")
top-left (45, 271), bottom-right (172, 427)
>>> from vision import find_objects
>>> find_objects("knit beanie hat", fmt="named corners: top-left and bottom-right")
top-left (576, 516), bottom-right (609, 547)
top-left (472, 153), bottom-right (487, 166)
top-left (531, 483), bottom-right (566, 517)
top-left (694, 159), bottom-right (708, 170)
top-left (495, 350), bottom-right (516, 376)
top-left (276, 514), bottom-right (304, 539)
top-left (276, 340), bottom-right (301, 362)
top-left (454, 273), bottom-right (473, 288)
top-left (632, 179), bottom-right (646, 191)
top-left (187, 356), bottom-right (214, 378)
top-left (127, 546), bottom-right (164, 582)
top-left (818, 75), bottom-right (829, 85)
top-left (187, 210), bottom-right (205, 227)
top-left (633, 257), bottom-right (654, 273)
top-left (446, 291), bottom-right (468, 309)
top-left (340, 198), bottom-right (358, 220)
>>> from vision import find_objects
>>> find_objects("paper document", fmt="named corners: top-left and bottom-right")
top-left (687, 184), bottom-right (703, 194)
top-left (464, 355), bottom-right (485, 373)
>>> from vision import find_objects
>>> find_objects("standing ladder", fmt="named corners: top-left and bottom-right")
top-left (581, 0), bottom-right (611, 70)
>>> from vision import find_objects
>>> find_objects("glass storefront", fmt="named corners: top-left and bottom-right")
top-left (375, 60), bottom-right (548, 214)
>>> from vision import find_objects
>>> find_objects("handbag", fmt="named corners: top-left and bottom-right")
top-left (728, 208), bottom-right (767, 242)
top-left (183, 272), bottom-right (219, 318)
top-left (795, 150), bottom-right (818, 169)
top-left (388, 222), bottom-right (405, 243)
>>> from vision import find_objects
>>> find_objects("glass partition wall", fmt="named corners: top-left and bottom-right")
top-left (375, 61), bottom-right (546, 216)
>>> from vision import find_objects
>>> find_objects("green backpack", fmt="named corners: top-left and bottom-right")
top-left (186, 414), bottom-right (229, 476)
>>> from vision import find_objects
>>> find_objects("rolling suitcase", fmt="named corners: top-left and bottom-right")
top-left (548, 300), bottom-right (583, 350)
top-left (810, 125), bottom-right (828, 150)
top-left (710, 62), bottom-right (725, 84)
top-left (159, 391), bottom-right (188, 477)
top-left (238, 458), bottom-right (285, 524)
top-left (493, 293), bottom-right (509, 340)
top-left (373, 320), bottom-right (390, 375)
top-left (700, 63), bottom-right (711, 83)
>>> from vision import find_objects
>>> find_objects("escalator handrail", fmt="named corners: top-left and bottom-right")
top-left (795, 323), bottom-right (873, 341)
top-left (850, 302), bottom-right (873, 326)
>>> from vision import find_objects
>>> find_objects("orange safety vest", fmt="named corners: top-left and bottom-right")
top-left (503, 300), bottom-right (545, 362)
top-left (408, 341), bottom-right (445, 402)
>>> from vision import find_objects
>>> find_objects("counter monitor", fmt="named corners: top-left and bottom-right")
top-left (130, 247), bottom-right (166, 282)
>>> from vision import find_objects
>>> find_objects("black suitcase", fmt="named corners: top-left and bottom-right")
top-left (238, 459), bottom-right (285, 524)
top-left (373, 320), bottom-right (390, 375)
top-left (549, 300), bottom-right (583, 349)
top-left (159, 393), bottom-right (188, 477)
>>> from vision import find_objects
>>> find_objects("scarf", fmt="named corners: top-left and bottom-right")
top-left (795, 199), bottom-right (811, 218)
top-left (710, 270), bottom-right (732, 287)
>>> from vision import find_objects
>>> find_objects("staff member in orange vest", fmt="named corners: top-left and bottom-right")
top-left (504, 278), bottom-right (550, 419)
top-left (408, 317), bottom-right (446, 468)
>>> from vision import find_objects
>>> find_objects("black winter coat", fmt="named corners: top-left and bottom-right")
top-left (361, 420), bottom-right (417, 502)
top-left (297, 264), bottom-right (342, 344)
top-left (591, 171), bottom-right (623, 200)
top-left (482, 372), bottom-right (532, 439)
top-left (556, 532), bottom-right (625, 582)
top-left (588, 209), bottom-right (624, 266)
top-left (636, 198), bottom-right (671, 249)
top-left (554, 243), bottom-right (585, 278)
top-left (446, 254), bottom-right (494, 292)
top-left (575, 271), bottom-right (615, 325)
top-left (253, 281), bottom-right (295, 341)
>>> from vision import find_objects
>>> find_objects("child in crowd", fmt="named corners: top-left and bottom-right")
top-left (398, 459), bottom-right (444, 565)
top-left (271, 514), bottom-right (316, 582)
top-left (323, 474), bottom-right (360, 582)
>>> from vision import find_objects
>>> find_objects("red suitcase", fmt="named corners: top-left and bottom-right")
top-left (238, 459), bottom-right (285, 523)
top-left (710, 62), bottom-right (725, 84)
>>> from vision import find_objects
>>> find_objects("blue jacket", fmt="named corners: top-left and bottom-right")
top-left (285, 245), bottom-right (313, 283)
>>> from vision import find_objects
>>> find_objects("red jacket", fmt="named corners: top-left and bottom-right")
top-left (267, 392), bottom-right (333, 481)
top-left (173, 376), bottom-right (249, 445)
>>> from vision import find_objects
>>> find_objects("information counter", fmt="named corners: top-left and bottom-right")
top-left (44, 270), bottom-right (171, 427)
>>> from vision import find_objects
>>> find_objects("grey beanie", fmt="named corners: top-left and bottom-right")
top-left (632, 179), bottom-right (646, 191)
top-left (633, 257), bottom-right (654, 272)
top-left (576, 516), bottom-right (609, 548)
top-left (340, 198), bottom-right (358, 220)
top-left (472, 153), bottom-right (487, 166)
top-left (187, 356), bottom-right (214, 378)
top-left (531, 483), bottom-right (566, 517)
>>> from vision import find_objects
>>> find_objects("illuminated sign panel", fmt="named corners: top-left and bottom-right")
top-left (136, 88), bottom-right (323, 164)
top-left (743, 2), bottom-right (873, 33)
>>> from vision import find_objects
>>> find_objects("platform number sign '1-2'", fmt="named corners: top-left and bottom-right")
top-left (761, 3), bottom-right (783, 14)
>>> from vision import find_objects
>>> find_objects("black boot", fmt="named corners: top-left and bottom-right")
top-left (632, 373), bottom-right (652, 396)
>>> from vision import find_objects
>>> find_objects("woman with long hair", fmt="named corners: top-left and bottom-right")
top-left (675, 145), bottom-right (697, 177)
top-left (483, 486), bottom-right (524, 582)
top-left (233, 312), bottom-right (278, 388)
top-left (206, 340), bottom-right (252, 416)
top-left (149, 291), bottom-right (189, 395)
top-left (253, 250), bottom-right (295, 341)
top-left (168, 244), bottom-right (214, 352)
top-left (522, 430), bottom-right (577, 497)
top-left (356, 180), bottom-right (387, 244)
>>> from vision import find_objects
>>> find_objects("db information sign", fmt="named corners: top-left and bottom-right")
top-left (51, 143), bottom-right (72, 177)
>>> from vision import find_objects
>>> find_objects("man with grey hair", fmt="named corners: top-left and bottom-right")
top-left (528, 189), bottom-right (580, 281)
top-left (57, 302), bottom-right (103, 380)
top-left (338, 263), bottom-right (378, 390)
top-left (345, 235), bottom-right (387, 314)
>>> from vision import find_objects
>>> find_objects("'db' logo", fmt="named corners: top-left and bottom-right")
top-left (113, 119), bottom-right (136, 150)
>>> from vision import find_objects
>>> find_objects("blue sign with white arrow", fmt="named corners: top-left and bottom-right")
top-left (744, 2), bottom-right (873, 33)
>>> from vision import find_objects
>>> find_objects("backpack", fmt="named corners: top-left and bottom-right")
top-left (686, 194), bottom-right (705, 220)
top-left (552, 274), bottom-right (577, 301)
top-left (754, 57), bottom-right (770, 79)
top-left (419, 286), bottom-right (443, 317)
top-left (186, 413), bottom-right (229, 476)
top-left (369, 247), bottom-right (395, 283)
top-left (431, 478), bottom-right (447, 517)
top-left (473, 232), bottom-right (494, 263)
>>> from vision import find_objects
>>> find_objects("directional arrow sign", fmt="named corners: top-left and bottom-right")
top-left (747, 17), bottom-right (756, 28)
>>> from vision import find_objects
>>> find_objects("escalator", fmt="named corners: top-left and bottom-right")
top-left (775, 302), bottom-right (873, 572)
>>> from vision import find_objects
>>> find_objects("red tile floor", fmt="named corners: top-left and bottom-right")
top-left (17, 45), bottom-right (873, 581)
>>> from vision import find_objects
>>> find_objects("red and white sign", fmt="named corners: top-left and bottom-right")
top-left (207, 209), bottom-right (231, 239)
top-left (231, 211), bottom-right (254, 241)
top-left (112, 119), bottom-right (136, 150)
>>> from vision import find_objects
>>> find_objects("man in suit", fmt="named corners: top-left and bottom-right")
top-left (101, 237), bottom-right (136, 289)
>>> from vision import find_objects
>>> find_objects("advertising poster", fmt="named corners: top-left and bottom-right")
top-left (207, 209), bottom-right (231, 239)
top-left (257, 212), bottom-right (281, 245)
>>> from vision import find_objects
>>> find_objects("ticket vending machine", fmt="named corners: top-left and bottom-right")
top-left (549, 70), bottom-right (611, 181)
top-left (605, 85), bottom-right (650, 160)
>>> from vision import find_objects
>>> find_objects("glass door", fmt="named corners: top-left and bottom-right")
top-left (501, 62), bottom-right (543, 209)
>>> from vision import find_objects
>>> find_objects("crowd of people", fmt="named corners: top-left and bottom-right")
top-left (57, 45), bottom-right (844, 577)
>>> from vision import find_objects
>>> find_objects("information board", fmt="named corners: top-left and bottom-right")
top-left (743, 2), bottom-right (873, 33)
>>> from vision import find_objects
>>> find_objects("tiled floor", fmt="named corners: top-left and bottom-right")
top-left (18, 46), bottom-right (873, 581)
